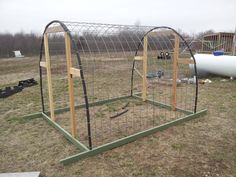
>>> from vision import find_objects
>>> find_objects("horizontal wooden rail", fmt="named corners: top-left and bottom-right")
top-left (134, 56), bottom-right (143, 61)
top-left (70, 67), bottom-right (81, 77)
top-left (45, 26), bottom-right (64, 33)
top-left (40, 61), bottom-right (47, 68)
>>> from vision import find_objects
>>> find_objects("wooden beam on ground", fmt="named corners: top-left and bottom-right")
top-left (142, 36), bottom-right (148, 101)
top-left (60, 109), bottom-right (207, 165)
top-left (133, 95), bottom-right (193, 115)
top-left (44, 34), bottom-right (55, 121)
top-left (172, 34), bottom-right (179, 111)
top-left (45, 25), bottom-right (64, 33)
top-left (42, 113), bottom-right (88, 152)
top-left (65, 32), bottom-right (77, 138)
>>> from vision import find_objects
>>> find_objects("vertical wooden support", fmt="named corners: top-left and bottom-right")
top-left (218, 33), bottom-right (221, 50)
top-left (232, 27), bottom-right (236, 56)
top-left (172, 34), bottom-right (179, 111)
top-left (201, 39), bottom-right (204, 52)
top-left (44, 34), bottom-right (55, 120)
top-left (65, 32), bottom-right (77, 137)
top-left (142, 35), bottom-right (148, 101)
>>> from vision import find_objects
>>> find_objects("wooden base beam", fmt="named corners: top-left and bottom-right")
top-left (60, 109), bottom-right (207, 165)
top-left (42, 113), bottom-right (88, 152)
top-left (132, 95), bottom-right (193, 115)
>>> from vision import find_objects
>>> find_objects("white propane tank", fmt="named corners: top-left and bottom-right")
top-left (190, 54), bottom-right (236, 77)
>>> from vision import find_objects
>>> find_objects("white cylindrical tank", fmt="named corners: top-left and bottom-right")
top-left (190, 54), bottom-right (236, 77)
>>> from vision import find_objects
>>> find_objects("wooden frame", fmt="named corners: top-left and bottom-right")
top-left (35, 21), bottom-right (207, 165)
top-left (22, 95), bottom-right (207, 165)
top-left (59, 109), bottom-right (207, 165)
top-left (42, 32), bottom-right (80, 137)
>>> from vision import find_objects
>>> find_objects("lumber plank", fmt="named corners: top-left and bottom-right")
top-left (44, 34), bottom-right (55, 120)
top-left (142, 36), bottom-right (148, 101)
top-left (172, 34), bottom-right (179, 111)
top-left (134, 56), bottom-right (143, 60)
top-left (65, 32), bottom-right (77, 137)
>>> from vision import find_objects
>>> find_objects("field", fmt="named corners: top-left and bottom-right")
top-left (0, 56), bottom-right (236, 177)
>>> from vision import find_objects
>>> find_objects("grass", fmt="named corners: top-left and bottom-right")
top-left (0, 56), bottom-right (236, 176)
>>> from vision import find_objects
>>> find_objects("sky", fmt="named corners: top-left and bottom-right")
top-left (0, 0), bottom-right (235, 35)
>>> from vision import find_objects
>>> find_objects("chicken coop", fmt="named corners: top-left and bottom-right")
top-left (29, 20), bottom-right (207, 164)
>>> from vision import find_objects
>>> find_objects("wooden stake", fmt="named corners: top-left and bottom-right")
top-left (142, 36), bottom-right (148, 101)
top-left (44, 34), bottom-right (55, 120)
top-left (65, 32), bottom-right (77, 137)
top-left (172, 34), bottom-right (179, 111)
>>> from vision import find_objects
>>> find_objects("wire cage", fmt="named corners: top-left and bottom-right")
top-left (38, 20), bottom-right (207, 164)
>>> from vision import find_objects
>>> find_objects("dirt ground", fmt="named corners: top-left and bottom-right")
top-left (0, 56), bottom-right (235, 177)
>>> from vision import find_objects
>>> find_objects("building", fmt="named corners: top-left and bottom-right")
top-left (202, 32), bottom-right (235, 54)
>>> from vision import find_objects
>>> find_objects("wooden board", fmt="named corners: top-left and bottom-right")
top-left (65, 32), bottom-right (77, 137)
top-left (134, 56), bottom-right (143, 60)
top-left (70, 67), bottom-right (81, 77)
top-left (142, 36), bottom-right (148, 101)
top-left (45, 25), bottom-right (64, 33)
top-left (40, 61), bottom-right (46, 68)
top-left (44, 34), bottom-right (55, 120)
top-left (0, 172), bottom-right (40, 177)
top-left (172, 34), bottom-right (179, 111)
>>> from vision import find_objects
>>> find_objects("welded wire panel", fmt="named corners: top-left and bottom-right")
top-left (40, 21), bottom-right (198, 148)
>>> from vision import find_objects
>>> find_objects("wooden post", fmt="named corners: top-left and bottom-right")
top-left (142, 35), bottom-right (148, 101)
top-left (218, 33), bottom-right (221, 50)
top-left (44, 34), bottom-right (55, 121)
top-left (201, 39), bottom-right (204, 52)
top-left (172, 34), bottom-right (179, 111)
top-left (232, 27), bottom-right (236, 56)
top-left (65, 32), bottom-right (77, 137)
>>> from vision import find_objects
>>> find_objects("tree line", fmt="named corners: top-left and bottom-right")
top-left (0, 29), bottom-right (215, 58)
top-left (0, 32), bottom-right (41, 58)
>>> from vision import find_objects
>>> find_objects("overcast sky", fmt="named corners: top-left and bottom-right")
top-left (0, 0), bottom-right (235, 34)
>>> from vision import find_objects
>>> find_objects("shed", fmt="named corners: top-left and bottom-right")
top-left (202, 32), bottom-right (235, 54)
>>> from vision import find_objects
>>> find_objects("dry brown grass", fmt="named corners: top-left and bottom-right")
top-left (0, 56), bottom-right (235, 177)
